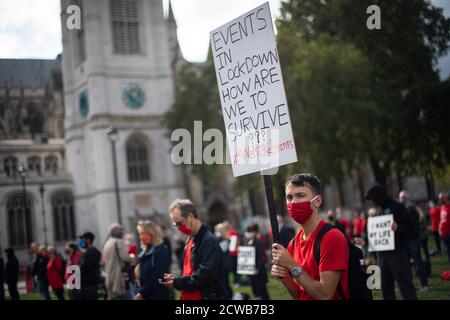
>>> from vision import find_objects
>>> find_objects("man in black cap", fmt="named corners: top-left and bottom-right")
top-left (365, 185), bottom-right (417, 300)
top-left (73, 232), bottom-right (101, 300)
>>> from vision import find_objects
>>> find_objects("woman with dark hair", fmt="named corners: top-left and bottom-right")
top-left (134, 220), bottom-right (171, 300)
top-left (5, 248), bottom-right (20, 300)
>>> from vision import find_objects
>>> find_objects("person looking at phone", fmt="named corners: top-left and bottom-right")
top-left (161, 199), bottom-right (226, 300)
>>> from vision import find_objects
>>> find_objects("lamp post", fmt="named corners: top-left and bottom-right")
top-left (107, 126), bottom-right (122, 225)
top-left (39, 183), bottom-right (48, 246)
top-left (18, 165), bottom-right (33, 245)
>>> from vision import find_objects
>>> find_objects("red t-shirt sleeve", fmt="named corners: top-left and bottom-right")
top-left (318, 229), bottom-right (348, 273)
top-left (287, 238), bottom-right (293, 255)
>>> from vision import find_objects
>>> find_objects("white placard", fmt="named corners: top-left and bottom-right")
top-left (210, 2), bottom-right (297, 177)
top-left (367, 215), bottom-right (395, 252)
top-left (237, 246), bottom-right (256, 275)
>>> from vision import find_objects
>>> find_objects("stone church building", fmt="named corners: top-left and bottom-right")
top-left (0, 0), bottom-right (188, 261)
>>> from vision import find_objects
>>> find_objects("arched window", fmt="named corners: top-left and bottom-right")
top-left (28, 156), bottom-right (42, 175)
top-left (3, 156), bottom-right (18, 178)
top-left (44, 155), bottom-right (58, 174)
top-left (7, 194), bottom-right (33, 247)
top-left (52, 191), bottom-right (76, 242)
top-left (126, 136), bottom-right (150, 182)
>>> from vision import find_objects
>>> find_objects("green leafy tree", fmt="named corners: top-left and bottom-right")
top-left (277, 0), bottom-right (450, 189)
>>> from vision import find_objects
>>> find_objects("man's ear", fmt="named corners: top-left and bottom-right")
top-left (313, 195), bottom-right (322, 209)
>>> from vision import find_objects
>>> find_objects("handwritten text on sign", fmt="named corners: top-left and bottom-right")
top-left (368, 215), bottom-right (395, 252)
top-left (210, 2), bottom-right (297, 177)
top-left (237, 246), bottom-right (256, 275)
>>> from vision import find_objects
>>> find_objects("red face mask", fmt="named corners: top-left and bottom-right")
top-left (287, 196), bottom-right (318, 225)
top-left (177, 223), bottom-right (193, 236)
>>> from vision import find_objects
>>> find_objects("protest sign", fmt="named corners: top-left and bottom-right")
top-left (368, 215), bottom-right (395, 252)
top-left (237, 246), bottom-right (256, 275)
top-left (210, 2), bottom-right (297, 177)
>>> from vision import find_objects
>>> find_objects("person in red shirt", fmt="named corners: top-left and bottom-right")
top-left (428, 200), bottom-right (442, 256)
top-left (438, 192), bottom-right (450, 264)
top-left (359, 212), bottom-right (367, 237)
top-left (272, 173), bottom-right (349, 300)
top-left (47, 246), bottom-right (65, 300)
top-left (337, 208), bottom-right (352, 241)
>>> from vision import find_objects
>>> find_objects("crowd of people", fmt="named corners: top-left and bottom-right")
top-left (0, 172), bottom-right (449, 301)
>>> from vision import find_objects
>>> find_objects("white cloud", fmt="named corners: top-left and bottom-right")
top-left (171, 0), bottom-right (282, 62)
top-left (0, 0), bottom-right (62, 59)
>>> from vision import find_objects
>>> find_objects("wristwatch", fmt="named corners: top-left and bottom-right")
top-left (288, 266), bottom-right (303, 278)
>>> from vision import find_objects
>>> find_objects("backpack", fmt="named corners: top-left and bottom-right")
top-left (314, 223), bottom-right (373, 300)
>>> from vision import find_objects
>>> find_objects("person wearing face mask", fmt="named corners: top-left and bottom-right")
top-left (102, 223), bottom-right (135, 300)
top-left (73, 232), bottom-right (101, 300)
top-left (134, 220), bottom-right (170, 300)
top-left (161, 199), bottom-right (226, 300)
top-left (244, 224), bottom-right (270, 300)
top-left (326, 209), bottom-right (346, 236)
top-left (399, 191), bottom-right (429, 291)
top-left (271, 173), bottom-right (349, 300)
top-left (365, 185), bottom-right (417, 300)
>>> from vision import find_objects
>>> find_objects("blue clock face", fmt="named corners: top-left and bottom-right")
top-left (122, 83), bottom-right (145, 109)
top-left (79, 91), bottom-right (89, 118)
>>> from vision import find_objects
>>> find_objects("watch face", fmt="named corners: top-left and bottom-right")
top-left (79, 90), bottom-right (89, 118)
top-left (291, 267), bottom-right (301, 277)
top-left (122, 83), bottom-right (145, 109)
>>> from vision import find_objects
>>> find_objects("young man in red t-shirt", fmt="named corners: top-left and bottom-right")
top-left (271, 173), bottom-right (349, 300)
top-left (438, 192), bottom-right (450, 264)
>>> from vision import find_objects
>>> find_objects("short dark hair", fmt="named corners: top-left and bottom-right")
top-left (285, 173), bottom-right (321, 195)
top-left (79, 231), bottom-right (95, 242)
top-left (246, 224), bottom-right (259, 233)
top-left (169, 199), bottom-right (198, 219)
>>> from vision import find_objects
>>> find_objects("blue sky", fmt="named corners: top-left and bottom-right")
top-left (0, 0), bottom-right (449, 78)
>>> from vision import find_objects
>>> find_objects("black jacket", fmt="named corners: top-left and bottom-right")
top-left (0, 256), bottom-right (4, 284)
top-left (78, 247), bottom-right (101, 288)
top-left (406, 205), bottom-right (421, 239)
top-left (32, 254), bottom-right (49, 281)
top-left (245, 238), bottom-right (267, 282)
top-left (366, 185), bottom-right (412, 251)
top-left (173, 225), bottom-right (226, 300)
top-left (138, 244), bottom-right (170, 300)
top-left (5, 251), bottom-right (19, 285)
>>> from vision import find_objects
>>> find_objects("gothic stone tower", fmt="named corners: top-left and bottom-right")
top-left (60, 0), bottom-right (184, 242)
